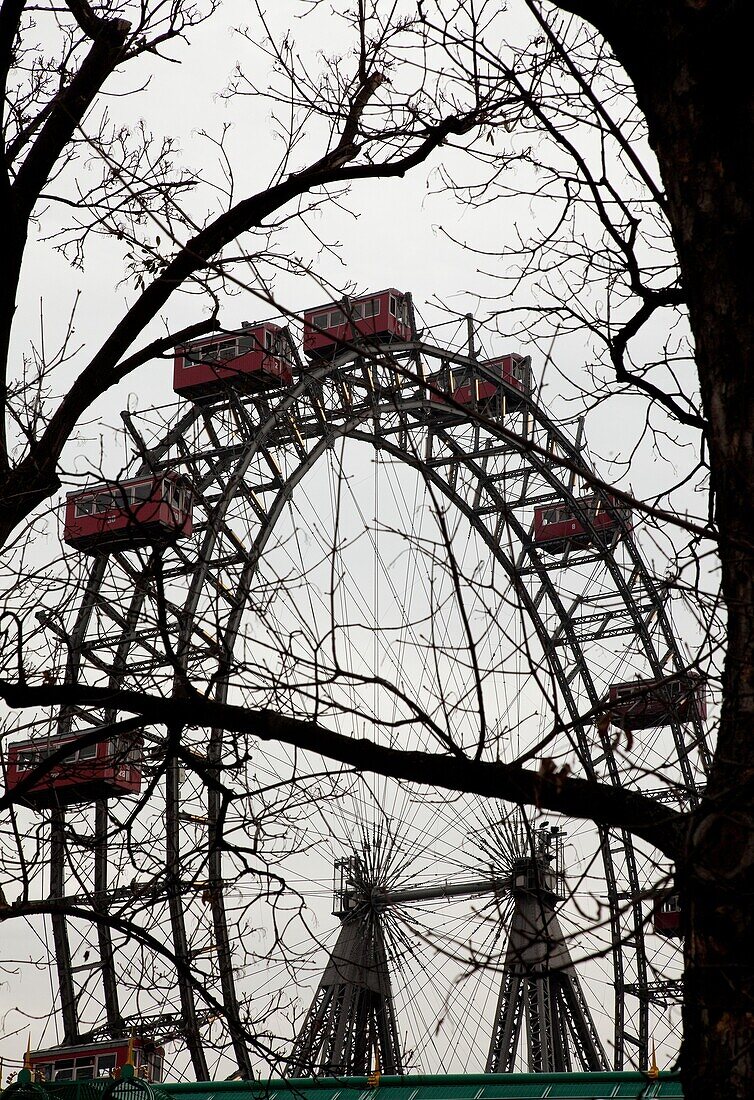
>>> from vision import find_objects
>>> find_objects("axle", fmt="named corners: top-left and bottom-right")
top-left (380, 875), bottom-right (513, 905)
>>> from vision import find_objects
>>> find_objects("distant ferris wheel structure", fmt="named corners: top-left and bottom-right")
top-left (3, 286), bottom-right (709, 1080)
top-left (287, 819), bottom-right (609, 1077)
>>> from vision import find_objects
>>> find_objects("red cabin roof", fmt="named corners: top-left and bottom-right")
top-left (174, 322), bottom-right (294, 403)
top-left (533, 494), bottom-right (632, 555)
top-left (64, 473), bottom-right (192, 554)
top-left (303, 288), bottom-right (412, 360)
top-left (5, 732), bottom-right (143, 809)
top-left (608, 673), bottom-right (706, 730)
top-left (30, 1038), bottom-right (164, 1082)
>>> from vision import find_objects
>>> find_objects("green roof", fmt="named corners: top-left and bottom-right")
top-left (1, 1071), bottom-right (683, 1100)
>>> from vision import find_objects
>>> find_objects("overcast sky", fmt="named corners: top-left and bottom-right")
top-left (1, 0), bottom-right (708, 1080)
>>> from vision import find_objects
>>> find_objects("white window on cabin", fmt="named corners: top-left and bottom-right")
top-left (149, 1052), bottom-right (164, 1082)
top-left (353, 298), bottom-right (379, 319)
top-left (130, 482), bottom-right (153, 505)
top-left (164, 480), bottom-right (187, 515)
top-left (53, 1061), bottom-right (74, 1081)
top-left (74, 496), bottom-right (93, 517)
top-left (330, 309), bottom-right (345, 326)
top-left (186, 345), bottom-right (209, 364)
top-left (510, 357), bottom-right (526, 382)
top-left (74, 1058), bottom-right (95, 1080)
top-left (94, 492), bottom-right (115, 514)
top-left (17, 749), bottom-right (40, 770)
top-left (313, 313), bottom-right (329, 329)
top-left (190, 338), bottom-right (236, 363)
top-left (183, 340), bottom-right (219, 366)
top-left (216, 339), bottom-right (238, 361)
top-left (78, 742), bottom-right (97, 760)
top-left (389, 296), bottom-right (407, 324)
top-left (272, 333), bottom-right (291, 362)
top-left (96, 1054), bottom-right (117, 1077)
top-left (166, 479), bottom-right (184, 509)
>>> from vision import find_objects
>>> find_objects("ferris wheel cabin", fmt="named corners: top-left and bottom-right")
top-left (303, 289), bottom-right (412, 360)
top-left (63, 474), bottom-right (192, 554)
top-left (608, 672), bottom-right (707, 730)
top-left (174, 322), bottom-right (294, 403)
top-left (653, 892), bottom-right (683, 938)
top-left (28, 1038), bottom-right (164, 1082)
top-left (4, 732), bottom-right (143, 809)
top-left (533, 494), bottom-right (632, 554)
top-left (428, 353), bottom-right (532, 414)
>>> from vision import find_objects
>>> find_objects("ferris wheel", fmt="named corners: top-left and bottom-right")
top-left (1, 288), bottom-right (710, 1083)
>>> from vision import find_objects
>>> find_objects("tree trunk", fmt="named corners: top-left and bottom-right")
top-left (554, 3), bottom-right (754, 1096)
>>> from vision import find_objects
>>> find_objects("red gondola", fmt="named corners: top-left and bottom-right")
top-left (64, 473), bottom-right (192, 554)
top-left (303, 289), bottom-right (412, 361)
top-left (609, 673), bottom-right (706, 730)
top-left (533, 494), bottom-right (632, 554)
top-left (29, 1038), bottom-right (164, 1082)
top-left (174, 322), bottom-right (294, 402)
top-left (4, 732), bottom-right (143, 810)
top-left (428, 353), bottom-right (532, 414)
top-left (653, 893), bottom-right (682, 938)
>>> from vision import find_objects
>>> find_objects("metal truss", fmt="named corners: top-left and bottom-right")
top-left (286, 910), bottom-right (402, 1077)
top-left (485, 842), bottom-right (608, 1074)
top-left (39, 326), bottom-right (708, 1075)
top-left (300, 833), bottom-right (608, 1076)
top-left (623, 980), bottom-right (684, 1006)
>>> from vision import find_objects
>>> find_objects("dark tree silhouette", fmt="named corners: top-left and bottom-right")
top-left (0, 0), bottom-right (507, 545)
top-left (2, 1), bottom-right (753, 1098)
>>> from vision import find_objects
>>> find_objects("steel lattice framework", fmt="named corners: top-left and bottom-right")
top-left (484, 830), bottom-right (607, 1074)
top-left (18, 318), bottom-right (710, 1077)
top-left (287, 907), bottom-right (402, 1077)
top-left (287, 827), bottom-right (608, 1077)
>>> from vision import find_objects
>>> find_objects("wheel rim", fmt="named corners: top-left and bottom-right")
top-left (13, 327), bottom-right (708, 1077)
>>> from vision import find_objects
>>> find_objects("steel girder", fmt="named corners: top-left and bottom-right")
top-left (286, 911), bottom-right (402, 1078)
top-left (485, 870), bottom-right (608, 1074)
top-left (43, 334), bottom-right (707, 1074)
